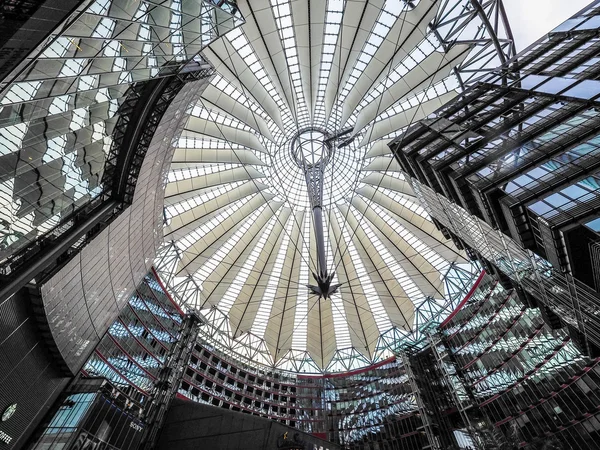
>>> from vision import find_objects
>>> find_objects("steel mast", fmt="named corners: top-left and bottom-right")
top-left (291, 128), bottom-right (341, 299)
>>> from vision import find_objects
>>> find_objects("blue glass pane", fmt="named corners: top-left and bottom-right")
top-left (542, 160), bottom-right (562, 170)
top-left (579, 176), bottom-right (600, 190)
top-left (550, 16), bottom-right (587, 33)
top-left (46, 393), bottom-right (96, 433)
top-left (561, 184), bottom-right (588, 199)
top-left (575, 15), bottom-right (600, 31)
top-left (585, 217), bottom-right (600, 232)
top-left (570, 143), bottom-right (596, 156)
top-left (529, 201), bottom-right (553, 216)
top-left (511, 174), bottom-right (533, 187)
top-left (528, 166), bottom-right (550, 178)
top-left (545, 193), bottom-right (569, 207)
top-left (520, 74), bottom-right (549, 91)
top-left (536, 77), bottom-right (577, 95)
top-left (504, 182), bottom-right (518, 194)
top-left (563, 79), bottom-right (600, 100)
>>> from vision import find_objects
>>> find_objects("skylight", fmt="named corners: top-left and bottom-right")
top-left (155, 0), bottom-right (513, 372)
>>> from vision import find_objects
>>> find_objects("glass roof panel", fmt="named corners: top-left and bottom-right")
top-left (155, 0), bottom-right (513, 372)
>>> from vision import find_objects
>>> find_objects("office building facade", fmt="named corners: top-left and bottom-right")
top-left (0, 0), bottom-right (240, 447)
top-left (27, 268), bottom-right (201, 450)
top-left (393, 1), bottom-right (600, 358)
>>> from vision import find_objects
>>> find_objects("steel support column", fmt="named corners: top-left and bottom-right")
top-left (313, 205), bottom-right (327, 278)
top-left (141, 311), bottom-right (203, 449)
top-left (399, 350), bottom-right (441, 450)
top-left (429, 333), bottom-right (483, 450)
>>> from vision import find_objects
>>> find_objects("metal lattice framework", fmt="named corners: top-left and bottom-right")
top-left (154, 0), bottom-right (514, 373)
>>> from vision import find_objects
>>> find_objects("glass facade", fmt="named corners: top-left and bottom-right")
top-left (393, 1), bottom-right (600, 362)
top-left (297, 361), bottom-right (424, 449)
top-left (83, 269), bottom-right (185, 402)
top-left (393, 3), bottom-right (600, 290)
top-left (39, 76), bottom-right (211, 374)
top-left (440, 274), bottom-right (600, 449)
top-left (178, 340), bottom-right (428, 450)
top-left (405, 173), bottom-right (600, 357)
top-left (0, 0), bottom-right (241, 266)
top-left (0, 0), bottom-right (84, 82)
top-left (0, 1), bottom-right (239, 447)
top-left (29, 269), bottom-right (190, 450)
top-left (31, 391), bottom-right (98, 450)
top-left (30, 380), bottom-right (146, 450)
top-left (34, 267), bottom-right (600, 450)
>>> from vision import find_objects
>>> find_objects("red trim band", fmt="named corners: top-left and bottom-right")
top-left (440, 269), bottom-right (486, 328)
top-left (151, 266), bottom-right (186, 316)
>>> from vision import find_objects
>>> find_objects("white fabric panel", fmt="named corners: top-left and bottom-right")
top-left (164, 166), bottom-right (265, 198)
top-left (306, 208), bottom-right (336, 367)
top-left (361, 195), bottom-right (467, 265)
top-left (357, 183), bottom-right (467, 264)
top-left (352, 44), bottom-right (471, 134)
top-left (239, 0), bottom-right (297, 122)
top-left (228, 208), bottom-right (292, 337)
top-left (164, 181), bottom-right (267, 240)
top-left (203, 45), bottom-right (285, 132)
top-left (340, 204), bottom-right (414, 330)
top-left (184, 116), bottom-right (268, 153)
top-left (306, 294), bottom-right (337, 369)
top-left (324, 0), bottom-right (384, 121)
top-left (360, 173), bottom-right (414, 196)
top-left (264, 211), bottom-right (304, 360)
top-left (163, 182), bottom-right (257, 206)
top-left (328, 208), bottom-right (379, 358)
top-left (351, 196), bottom-right (445, 298)
top-left (309, 0), bottom-right (326, 111)
top-left (365, 140), bottom-right (393, 158)
top-left (176, 193), bottom-right (275, 274)
top-left (362, 156), bottom-right (404, 172)
top-left (204, 204), bottom-right (283, 306)
top-left (291, 0), bottom-right (312, 121)
top-left (340, 0), bottom-right (439, 126)
top-left (201, 88), bottom-right (275, 141)
top-left (172, 147), bottom-right (267, 166)
top-left (360, 91), bottom-right (458, 145)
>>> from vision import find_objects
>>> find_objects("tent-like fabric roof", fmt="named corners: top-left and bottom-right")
top-left (155, 0), bottom-right (514, 372)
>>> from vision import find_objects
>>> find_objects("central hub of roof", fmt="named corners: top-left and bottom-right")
top-left (290, 128), bottom-right (333, 169)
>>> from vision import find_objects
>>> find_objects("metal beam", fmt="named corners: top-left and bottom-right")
top-left (0, 200), bottom-right (119, 304)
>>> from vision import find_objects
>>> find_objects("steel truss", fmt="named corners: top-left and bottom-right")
top-left (154, 0), bottom-right (514, 373)
top-left (400, 349), bottom-right (441, 450)
top-left (103, 59), bottom-right (215, 204)
top-left (429, 333), bottom-right (484, 450)
top-left (0, 63), bottom-right (214, 304)
top-left (433, 0), bottom-right (516, 88)
top-left (155, 242), bottom-right (482, 374)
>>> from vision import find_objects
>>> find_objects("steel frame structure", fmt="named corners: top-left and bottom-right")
top-left (154, 0), bottom-right (515, 374)
top-left (400, 349), bottom-right (441, 450)
top-left (156, 240), bottom-right (481, 374)
top-left (434, 0), bottom-right (515, 89)
top-left (0, 63), bottom-right (215, 306)
top-left (392, 2), bottom-right (600, 360)
top-left (0, 0), bottom-right (241, 302)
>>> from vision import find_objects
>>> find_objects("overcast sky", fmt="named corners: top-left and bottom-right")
top-left (503, 0), bottom-right (592, 50)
